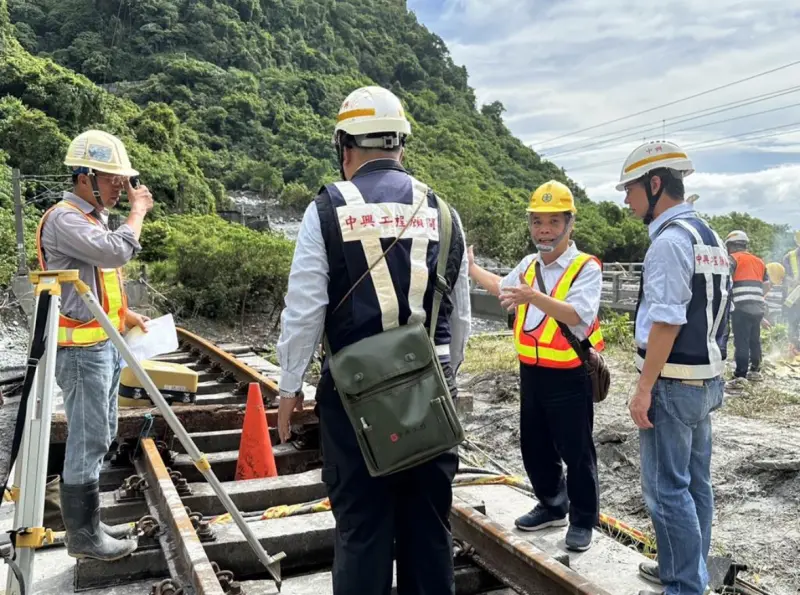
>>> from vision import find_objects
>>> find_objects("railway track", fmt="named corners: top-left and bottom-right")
top-left (18, 329), bottom-right (766, 594)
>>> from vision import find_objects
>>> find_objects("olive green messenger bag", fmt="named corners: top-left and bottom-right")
top-left (322, 192), bottom-right (465, 477)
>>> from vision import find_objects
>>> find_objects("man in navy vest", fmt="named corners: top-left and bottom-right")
top-left (275, 85), bottom-right (471, 595)
top-left (617, 141), bottom-right (731, 595)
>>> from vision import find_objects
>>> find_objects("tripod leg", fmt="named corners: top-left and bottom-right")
top-left (75, 282), bottom-right (285, 590)
top-left (6, 291), bottom-right (60, 595)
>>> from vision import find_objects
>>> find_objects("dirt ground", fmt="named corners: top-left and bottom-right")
top-left (3, 301), bottom-right (799, 593)
top-left (458, 338), bottom-right (800, 595)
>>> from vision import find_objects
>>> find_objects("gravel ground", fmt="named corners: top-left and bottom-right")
top-left (458, 343), bottom-right (800, 595)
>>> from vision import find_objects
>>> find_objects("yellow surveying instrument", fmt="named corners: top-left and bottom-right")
top-left (1, 270), bottom-right (285, 594)
top-left (118, 360), bottom-right (199, 408)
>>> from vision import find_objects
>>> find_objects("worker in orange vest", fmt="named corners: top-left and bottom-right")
top-left (468, 180), bottom-right (604, 553)
top-left (725, 230), bottom-right (770, 385)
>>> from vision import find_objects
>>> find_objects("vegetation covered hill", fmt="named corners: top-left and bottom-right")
top-left (0, 0), bottom-right (793, 316)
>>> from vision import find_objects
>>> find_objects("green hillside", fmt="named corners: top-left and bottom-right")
top-left (0, 0), bottom-right (793, 317)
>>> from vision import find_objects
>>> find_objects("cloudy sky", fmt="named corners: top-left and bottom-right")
top-left (407, 0), bottom-right (800, 228)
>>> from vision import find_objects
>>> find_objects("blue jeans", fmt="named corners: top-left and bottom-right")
top-left (640, 377), bottom-right (724, 595)
top-left (55, 340), bottom-right (121, 485)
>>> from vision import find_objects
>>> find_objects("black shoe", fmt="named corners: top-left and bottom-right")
top-left (565, 525), bottom-right (592, 551)
top-left (514, 505), bottom-right (567, 532)
top-left (638, 590), bottom-right (664, 595)
top-left (60, 481), bottom-right (137, 561)
top-left (638, 561), bottom-right (662, 585)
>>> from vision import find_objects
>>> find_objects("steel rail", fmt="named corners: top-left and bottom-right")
top-left (176, 327), bottom-right (280, 403)
top-left (450, 498), bottom-right (614, 595)
top-left (137, 437), bottom-right (225, 594)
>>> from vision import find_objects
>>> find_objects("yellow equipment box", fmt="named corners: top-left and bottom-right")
top-left (118, 360), bottom-right (199, 408)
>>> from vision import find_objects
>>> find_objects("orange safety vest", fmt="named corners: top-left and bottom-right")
top-left (35, 200), bottom-right (127, 347)
top-left (513, 252), bottom-right (605, 368)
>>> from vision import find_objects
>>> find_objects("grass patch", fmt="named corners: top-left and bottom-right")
top-left (461, 334), bottom-right (518, 375)
top-left (724, 385), bottom-right (800, 418)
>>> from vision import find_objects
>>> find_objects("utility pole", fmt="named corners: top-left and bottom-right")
top-left (12, 168), bottom-right (27, 275)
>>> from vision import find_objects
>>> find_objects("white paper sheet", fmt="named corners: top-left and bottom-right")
top-left (120, 313), bottom-right (179, 368)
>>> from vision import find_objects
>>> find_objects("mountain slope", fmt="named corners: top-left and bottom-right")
top-left (2, 0), bottom-right (655, 263)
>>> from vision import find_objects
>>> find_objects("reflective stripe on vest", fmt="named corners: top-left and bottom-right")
top-left (790, 250), bottom-right (799, 280)
top-left (332, 177), bottom-right (436, 331)
top-left (731, 252), bottom-right (765, 305)
top-left (35, 201), bottom-right (127, 347)
top-left (512, 252), bottom-right (605, 368)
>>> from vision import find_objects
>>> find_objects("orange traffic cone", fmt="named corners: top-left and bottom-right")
top-left (235, 383), bottom-right (278, 480)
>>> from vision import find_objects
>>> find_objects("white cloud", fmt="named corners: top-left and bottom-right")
top-left (409, 0), bottom-right (800, 228)
top-left (587, 164), bottom-right (800, 228)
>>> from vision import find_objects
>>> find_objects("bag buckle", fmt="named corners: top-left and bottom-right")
top-left (434, 275), bottom-right (450, 294)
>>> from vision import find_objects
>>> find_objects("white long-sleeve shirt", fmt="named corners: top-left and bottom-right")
top-left (276, 199), bottom-right (471, 395)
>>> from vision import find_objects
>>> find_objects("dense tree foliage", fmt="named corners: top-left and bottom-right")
top-left (0, 0), bottom-right (794, 312)
top-left (0, 0), bottom-right (646, 265)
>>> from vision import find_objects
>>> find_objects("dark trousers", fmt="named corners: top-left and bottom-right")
top-left (731, 310), bottom-right (763, 377)
top-left (519, 363), bottom-right (599, 529)
top-left (316, 369), bottom-right (458, 595)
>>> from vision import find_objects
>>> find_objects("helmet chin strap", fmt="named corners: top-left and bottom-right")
top-left (642, 173), bottom-right (665, 225)
top-left (534, 217), bottom-right (573, 253)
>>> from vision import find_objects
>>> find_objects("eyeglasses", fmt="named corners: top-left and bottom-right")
top-left (94, 173), bottom-right (128, 187)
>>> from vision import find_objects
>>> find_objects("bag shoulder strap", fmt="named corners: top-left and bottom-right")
top-left (330, 182), bottom-right (428, 315)
top-left (533, 260), bottom-right (589, 365)
top-left (429, 194), bottom-right (452, 340)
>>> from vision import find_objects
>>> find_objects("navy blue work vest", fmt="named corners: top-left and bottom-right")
top-left (315, 160), bottom-right (464, 358)
top-left (635, 216), bottom-right (732, 379)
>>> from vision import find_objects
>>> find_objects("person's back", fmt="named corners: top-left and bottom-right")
top-left (276, 86), bottom-right (470, 595)
top-left (726, 234), bottom-right (767, 383)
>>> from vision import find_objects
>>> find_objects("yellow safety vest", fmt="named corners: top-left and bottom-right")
top-left (35, 201), bottom-right (127, 347)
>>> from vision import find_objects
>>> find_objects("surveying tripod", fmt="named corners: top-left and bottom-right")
top-left (3, 270), bottom-right (285, 594)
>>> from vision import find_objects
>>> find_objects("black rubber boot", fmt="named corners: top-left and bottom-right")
top-left (60, 480), bottom-right (137, 561)
top-left (47, 475), bottom-right (133, 540)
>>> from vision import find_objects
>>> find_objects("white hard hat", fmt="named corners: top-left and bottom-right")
top-left (333, 86), bottom-right (411, 146)
top-left (726, 230), bottom-right (749, 244)
top-left (616, 140), bottom-right (694, 191)
top-left (64, 130), bottom-right (139, 177)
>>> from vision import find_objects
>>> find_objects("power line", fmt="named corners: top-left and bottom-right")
top-left (542, 85), bottom-right (800, 158)
top-left (565, 121), bottom-right (800, 173)
top-left (535, 59), bottom-right (800, 148)
top-left (548, 97), bottom-right (800, 160)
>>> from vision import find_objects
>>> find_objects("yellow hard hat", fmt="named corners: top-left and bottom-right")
top-left (527, 180), bottom-right (577, 214)
top-left (64, 130), bottom-right (139, 177)
top-left (767, 262), bottom-right (786, 285)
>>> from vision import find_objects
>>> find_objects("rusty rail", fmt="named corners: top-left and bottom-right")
top-left (176, 327), bottom-right (280, 403)
top-left (137, 437), bottom-right (225, 595)
top-left (450, 498), bottom-right (614, 595)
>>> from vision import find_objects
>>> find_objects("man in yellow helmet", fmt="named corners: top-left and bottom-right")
top-left (468, 180), bottom-right (604, 552)
top-left (36, 130), bottom-right (153, 561)
top-left (781, 232), bottom-right (800, 355)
